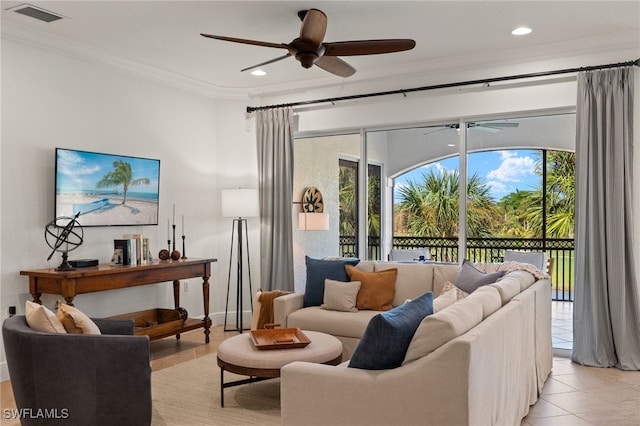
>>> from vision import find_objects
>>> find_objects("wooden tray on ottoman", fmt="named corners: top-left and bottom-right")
top-left (109, 308), bottom-right (186, 339)
top-left (249, 328), bottom-right (311, 350)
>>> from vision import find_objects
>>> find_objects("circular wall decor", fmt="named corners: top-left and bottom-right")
top-left (302, 186), bottom-right (324, 213)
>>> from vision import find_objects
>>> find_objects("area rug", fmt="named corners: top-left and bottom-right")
top-left (151, 353), bottom-right (281, 426)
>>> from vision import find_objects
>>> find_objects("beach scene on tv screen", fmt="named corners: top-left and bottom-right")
top-left (55, 149), bottom-right (160, 226)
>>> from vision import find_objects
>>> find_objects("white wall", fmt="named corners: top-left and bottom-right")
top-left (0, 37), bottom-right (257, 380)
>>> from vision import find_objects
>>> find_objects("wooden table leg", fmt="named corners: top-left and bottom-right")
top-left (173, 279), bottom-right (181, 340)
top-left (203, 276), bottom-right (211, 344)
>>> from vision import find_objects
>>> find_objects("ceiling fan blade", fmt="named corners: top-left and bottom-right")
top-left (315, 56), bottom-right (356, 77)
top-left (324, 39), bottom-right (416, 56)
top-left (479, 122), bottom-right (519, 128)
top-left (299, 9), bottom-right (327, 50)
top-left (240, 53), bottom-right (292, 72)
top-left (200, 33), bottom-right (288, 50)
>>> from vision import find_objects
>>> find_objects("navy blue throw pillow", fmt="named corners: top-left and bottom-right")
top-left (349, 292), bottom-right (434, 370)
top-left (303, 256), bottom-right (360, 307)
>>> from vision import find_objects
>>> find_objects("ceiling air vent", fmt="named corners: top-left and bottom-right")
top-left (8, 3), bottom-right (64, 23)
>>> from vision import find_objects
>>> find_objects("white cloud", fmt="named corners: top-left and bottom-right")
top-left (419, 162), bottom-right (448, 176)
top-left (487, 151), bottom-right (536, 183)
top-left (486, 180), bottom-right (508, 194)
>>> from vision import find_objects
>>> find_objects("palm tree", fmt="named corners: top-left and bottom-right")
top-left (518, 151), bottom-right (575, 238)
top-left (397, 169), bottom-right (498, 238)
top-left (96, 160), bottom-right (150, 204)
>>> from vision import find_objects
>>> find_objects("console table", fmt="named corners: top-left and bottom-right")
top-left (20, 258), bottom-right (217, 343)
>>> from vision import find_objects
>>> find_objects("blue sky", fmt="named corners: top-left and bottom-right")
top-left (394, 149), bottom-right (541, 202)
top-left (56, 148), bottom-right (160, 194)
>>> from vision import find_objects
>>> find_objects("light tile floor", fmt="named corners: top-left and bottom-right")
top-left (525, 301), bottom-right (640, 425)
top-left (552, 301), bottom-right (574, 351)
top-left (521, 357), bottom-right (640, 425)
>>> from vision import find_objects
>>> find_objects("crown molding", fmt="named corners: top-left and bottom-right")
top-left (1, 20), bottom-right (249, 100)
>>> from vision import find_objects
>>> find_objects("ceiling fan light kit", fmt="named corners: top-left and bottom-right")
top-left (201, 8), bottom-right (415, 77)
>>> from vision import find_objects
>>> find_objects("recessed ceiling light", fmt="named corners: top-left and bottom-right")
top-left (251, 69), bottom-right (267, 76)
top-left (512, 27), bottom-right (532, 36)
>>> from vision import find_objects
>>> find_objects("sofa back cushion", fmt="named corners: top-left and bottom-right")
top-left (489, 273), bottom-right (522, 305)
top-left (433, 264), bottom-right (461, 296)
top-left (402, 295), bottom-right (483, 364)
top-left (507, 270), bottom-right (536, 292)
top-left (464, 285), bottom-right (502, 319)
top-left (374, 262), bottom-right (434, 307)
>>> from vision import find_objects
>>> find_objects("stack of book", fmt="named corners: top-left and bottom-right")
top-left (113, 234), bottom-right (151, 265)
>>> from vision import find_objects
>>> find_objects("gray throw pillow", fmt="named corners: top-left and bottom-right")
top-left (455, 259), bottom-right (505, 293)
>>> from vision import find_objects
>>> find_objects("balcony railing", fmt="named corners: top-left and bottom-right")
top-left (339, 235), bottom-right (574, 302)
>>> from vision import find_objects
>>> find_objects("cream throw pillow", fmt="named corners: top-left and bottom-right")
top-left (441, 281), bottom-right (469, 300)
top-left (57, 302), bottom-right (101, 335)
top-left (433, 288), bottom-right (457, 312)
top-left (321, 279), bottom-right (361, 312)
top-left (25, 301), bottom-right (66, 333)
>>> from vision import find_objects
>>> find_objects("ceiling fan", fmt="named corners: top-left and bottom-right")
top-left (424, 121), bottom-right (520, 136)
top-left (200, 8), bottom-right (415, 77)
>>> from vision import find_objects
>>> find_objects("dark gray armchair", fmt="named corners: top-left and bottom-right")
top-left (2, 315), bottom-right (151, 426)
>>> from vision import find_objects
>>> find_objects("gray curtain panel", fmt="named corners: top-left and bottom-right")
top-left (256, 108), bottom-right (295, 291)
top-left (573, 67), bottom-right (640, 370)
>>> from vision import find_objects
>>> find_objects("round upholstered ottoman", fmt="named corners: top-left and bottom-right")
top-left (217, 330), bottom-right (342, 406)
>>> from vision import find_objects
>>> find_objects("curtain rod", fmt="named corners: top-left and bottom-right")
top-left (246, 58), bottom-right (640, 113)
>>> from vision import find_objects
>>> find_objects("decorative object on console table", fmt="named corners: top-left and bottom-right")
top-left (181, 214), bottom-right (187, 259)
top-left (114, 239), bottom-right (132, 265)
top-left (221, 188), bottom-right (259, 333)
top-left (170, 203), bottom-right (181, 260)
top-left (44, 212), bottom-right (84, 271)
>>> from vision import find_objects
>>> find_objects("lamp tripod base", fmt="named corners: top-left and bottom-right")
top-left (224, 218), bottom-right (253, 333)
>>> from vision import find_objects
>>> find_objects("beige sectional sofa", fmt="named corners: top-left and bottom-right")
top-left (275, 260), bottom-right (553, 426)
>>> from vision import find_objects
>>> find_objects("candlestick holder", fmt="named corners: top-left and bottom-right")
top-left (167, 239), bottom-right (171, 253)
top-left (181, 235), bottom-right (187, 259)
top-left (172, 224), bottom-right (177, 252)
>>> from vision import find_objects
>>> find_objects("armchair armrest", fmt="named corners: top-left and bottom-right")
top-left (273, 292), bottom-right (304, 327)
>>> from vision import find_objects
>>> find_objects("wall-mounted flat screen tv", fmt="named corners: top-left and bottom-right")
top-left (55, 148), bottom-right (160, 227)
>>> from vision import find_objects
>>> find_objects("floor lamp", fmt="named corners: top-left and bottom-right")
top-left (222, 188), bottom-right (259, 333)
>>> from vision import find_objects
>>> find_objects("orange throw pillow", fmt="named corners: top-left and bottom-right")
top-left (345, 265), bottom-right (397, 311)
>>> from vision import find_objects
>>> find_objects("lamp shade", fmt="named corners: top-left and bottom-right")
top-left (299, 212), bottom-right (329, 231)
top-left (221, 189), bottom-right (259, 218)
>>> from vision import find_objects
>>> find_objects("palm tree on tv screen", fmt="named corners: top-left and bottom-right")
top-left (96, 160), bottom-right (150, 205)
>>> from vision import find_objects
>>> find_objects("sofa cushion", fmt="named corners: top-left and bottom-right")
top-left (321, 279), bottom-right (361, 312)
top-left (489, 274), bottom-right (522, 305)
top-left (508, 270), bottom-right (537, 291)
top-left (304, 256), bottom-right (360, 307)
top-left (349, 292), bottom-right (433, 370)
top-left (375, 262), bottom-right (434, 307)
top-left (25, 301), bottom-right (66, 333)
top-left (288, 307), bottom-right (378, 339)
top-left (455, 259), bottom-right (505, 293)
top-left (465, 285), bottom-right (502, 319)
top-left (57, 303), bottom-right (101, 335)
top-left (346, 266), bottom-right (397, 311)
top-left (403, 295), bottom-right (483, 364)
top-left (433, 264), bottom-right (461, 296)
